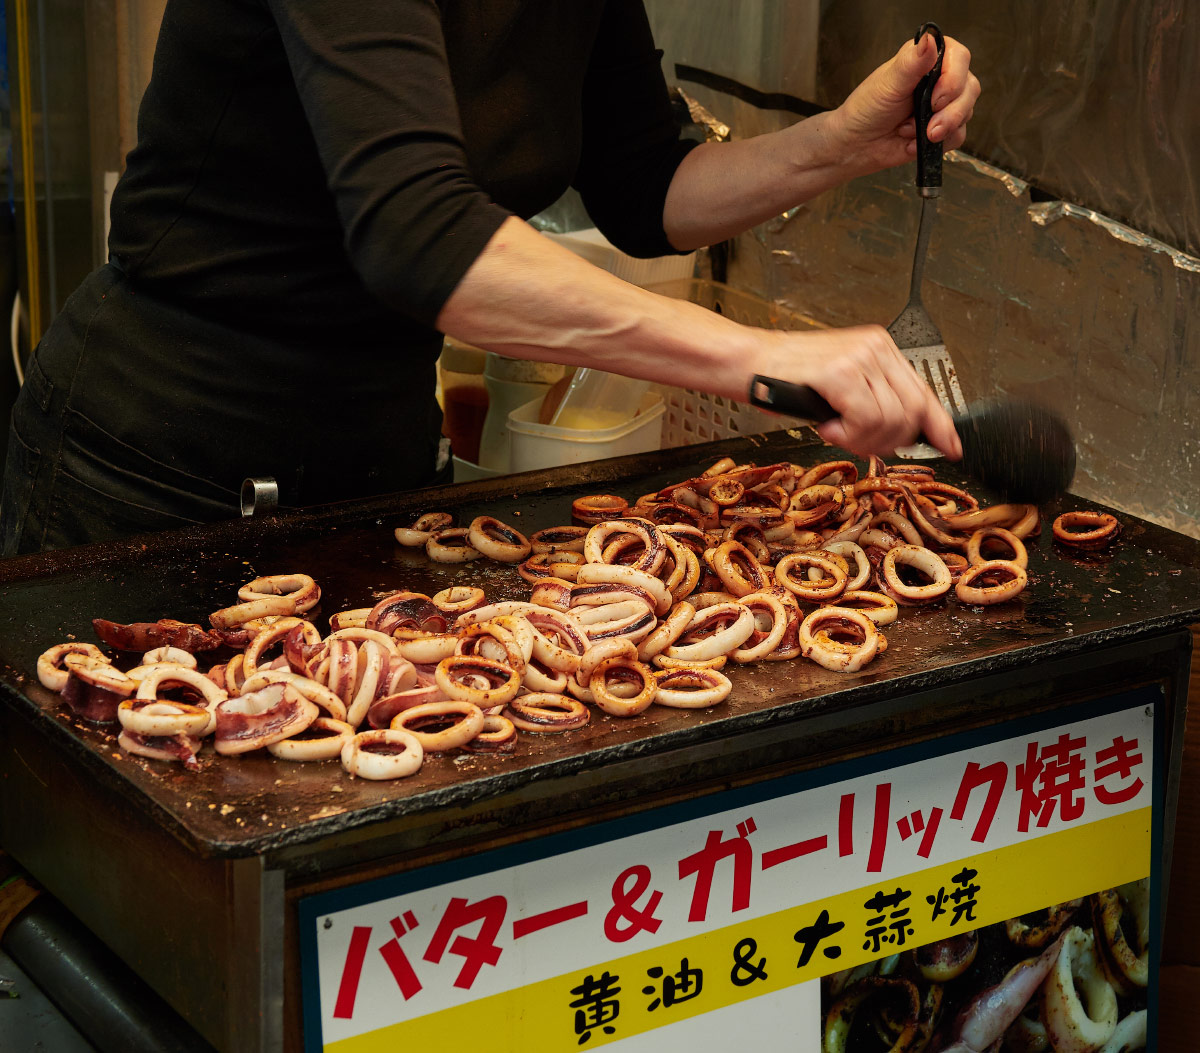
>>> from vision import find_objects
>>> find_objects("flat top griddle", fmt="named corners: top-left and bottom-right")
top-left (2, 431), bottom-right (1199, 859)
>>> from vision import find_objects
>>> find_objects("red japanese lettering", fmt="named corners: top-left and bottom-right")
top-left (423, 895), bottom-right (507, 989)
top-left (867, 783), bottom-right (891, 873)
top-left (333, 925), bottom-right (372, 1019)
top-left (1093, 735), bottom-right (1145, 805)
top-left (512, 900), bottom-right (589, 940)
top-left (1017, 733), bottom-right (1087, 830)
top-left (678, 818), bottom-right (757, 922)
top-left (950, 760), bottom-right (1007, 843)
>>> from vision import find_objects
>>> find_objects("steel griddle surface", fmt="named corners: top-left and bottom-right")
top-left (3, 431), bottom-right (1200, 858)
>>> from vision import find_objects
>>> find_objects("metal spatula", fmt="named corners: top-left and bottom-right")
top-left (887, 22), bottom-right (967, 420)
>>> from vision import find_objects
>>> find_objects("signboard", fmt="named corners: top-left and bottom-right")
top-left (300, 688), bottom-right (1162, 1051)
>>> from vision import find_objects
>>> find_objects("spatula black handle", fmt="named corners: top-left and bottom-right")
top-left (913, 22), bottom-right (944, 194)
top-left (749, 375), bottom-right (837, 422)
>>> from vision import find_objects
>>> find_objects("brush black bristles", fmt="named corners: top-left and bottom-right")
top-left (954, 399), bottom-right (1076, 503)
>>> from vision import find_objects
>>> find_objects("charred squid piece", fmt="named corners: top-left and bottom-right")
top-left (117, 729), bottom-right (204, 772)
top-left (364, 591), bottom-right (448, 636)
top-left (1042, 926), bottom-right (1118, 1053)
top-left (1090, 881), bottom-right (1150, 993)
top-left (60, 655), bottom-right (136, 724)
top-left (213, 682), bottom-right (318, 755)
top-left (939, 934), bottom-right (1066, 1053)
top-left (92, 617), bottom-right (224, 654)
top-left (912, 931), bottom-right (979, 982)
top-left (1005, 899), bottom-right (1084, 949)
top-left (824, 975), bottom-right (923, 1053)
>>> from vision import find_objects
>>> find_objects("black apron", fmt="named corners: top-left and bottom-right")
top-left (1, 264), bottom-right (448, 554)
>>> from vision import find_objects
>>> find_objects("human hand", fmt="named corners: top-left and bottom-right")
top-left (827, 31), bottom-right (980, 176)
top-left (764, 325), bottom-right (962, 459)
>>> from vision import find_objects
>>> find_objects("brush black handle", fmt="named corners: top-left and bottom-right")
top-left (913, 22), bottom-right (944, 193)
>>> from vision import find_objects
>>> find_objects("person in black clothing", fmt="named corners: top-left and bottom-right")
top-left (0, 0), bottom-right (979, 554)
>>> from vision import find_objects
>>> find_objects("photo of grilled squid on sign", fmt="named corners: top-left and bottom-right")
top-left (34, 455), bottom-right (1120, 778)
top-left (821, 881), bottom-right (1149, 1053)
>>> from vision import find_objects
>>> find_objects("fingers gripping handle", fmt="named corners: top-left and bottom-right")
top-left (913, 22), bottom-right (944, 195)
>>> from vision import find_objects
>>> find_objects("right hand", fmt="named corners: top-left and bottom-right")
top-left (763, 324), bottom-right (961, 459)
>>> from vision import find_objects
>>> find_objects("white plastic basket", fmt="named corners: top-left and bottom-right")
top-left (644, 279), bottom-right (822, 449)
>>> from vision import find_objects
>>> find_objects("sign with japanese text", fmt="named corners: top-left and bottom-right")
top-left (299, 688), bottom-right (1161, 1051)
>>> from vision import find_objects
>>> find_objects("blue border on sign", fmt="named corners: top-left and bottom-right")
top-left (299, 685), bottom-right (1164, 1052)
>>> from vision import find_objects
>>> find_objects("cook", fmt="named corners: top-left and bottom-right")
top-left (0, 1), bottom-right (979, 555)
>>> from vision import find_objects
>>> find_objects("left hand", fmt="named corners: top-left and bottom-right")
top-left (826, 31), bottom-right (980, 176)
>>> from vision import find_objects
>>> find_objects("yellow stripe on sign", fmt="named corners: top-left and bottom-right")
top-left (327, 807), bottom-right (1151, 1052)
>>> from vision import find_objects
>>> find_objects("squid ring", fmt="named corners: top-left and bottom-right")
top-left (709, 539), bottom-right (770, 597)
top-left (392, 629), bottom-right (460, 665)
top-left (467, 515), bottom-right (531, 563)
top-left (394, 510), bottom-right (453, 547)
top-left (390, 700), bottom-right (485, 751)
top-left (239, 670), bottom-right (348, 723)
top-left (966, 525), bottom-right (1028, 569)
top-left (434, 655), bottom-right (522, 707)
top-left (140, 646), bottom-right (198, 669)
top-left (652, 666), bottom-right (732, 708)
top-left (456, 621), bottom-right (528, 675)
top-left (824, 977), bottom-right (921, 1053)
top-left (524, 609), bottom-right (589, 672)
top-left (426, 527), bottom-right (483, 563)
top-left (798, 608), bottom-right (880, 673)
top-left (118, 698), bottom-right (214, 738)
top-left (652, 653), bottom-right (728, 671)
top-left (135, 664), bottom-right (228, 711)
top-left (529, 525), bottom-right (589, 554)
top-left (583, 520), bottom-right (666, 575)
top-left (664, 603), bottom-right (755, 662)
top-left (37, 642), bottom-right (107, 692)
top-left (577, 638), bottom-right (639, 687)
top-left (267, 717), bottom-right (355, 761)
top-left (637, 601), bottom-right (697, 661)
top-left (209, 595), bottom-right (296, 629)
top-left (576, 562), bottom-right (672, 616)
top-left (1092, 881), bottom-right (1149, 990)
top-left (461, 713), bottom-right (519, 753)
top-left (243, 617), bottom-right (317, 677)
top-left (431, 586), bottom-right (487, 615)
top-left (776, 551), bottom-right (849, 602)
top-left (571, 494), bottom-right (629, 524)
top-left (729, 592), bottom-right (789, 663)
top-left (824, 590), bottom-right (899, 627)
top-left (955, 559), bottom-right (1028, 605)
top-left (214, 683), bottom-right (319, 755)
top-left (237, 573), bottom-right (321, 614)
top-left (1043, 926), bottom-right (1118, 1053)
top-left (340, 728), bottom-right (424, 779)
top-left (588, 656), bottom-right (658, 717)
top-left (882, 544), bottom-right (953, 602)
top-left (503, 693), bottom-right (591, 732)
top-left (822, 541), bottom-right (872, 592)
top-left (1053, 511), bottom-right (1121, 549)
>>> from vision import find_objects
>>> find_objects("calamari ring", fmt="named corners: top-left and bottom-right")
top-left (237, 573), bottom-right (321, 614)
top-left (824, 590), bottom-right (899, 627)
top-left (967, 526), bottom-right (1028, 570)
top-left (524, 609), bottom-right (589, 672)
top-left (577, 638), bottom-right (639, 687)
top-left (1092, 881), bottom-right (1149, 990)
top-left (870, 510), bottom-right (923, 546)
top-left (341, 728), bottom-right (424, 779)
top-left (729, 592), bottom-right (789, 663)
top-left (390, 699), bottom-right (485, 751)
top-left (775, 551), bottom-right (849, 602)
top-left (637, 601), bottom-right (697, 661)
top-left (529, 525), bottom-right (589, 554)
top-left (140, 646), bottom-right (198, 669)
top-left (394, 511), bottom-right (453, 547)
top-left (571, 494), bottom-right (629, 525)
top-left (798, 460), bottom-right (858, 488)
top-left (467, 515), bottom-right (531, 563)
top-left (1043, 926), bottom-right (1118, 1053)
top-left (822, 542), bottom-right (872, 592)
top-left (519, 551), bottom-right (584, 583)
top-left (652, 654), bottom-right (727, 671)
top-left (328, 608), bottom-right (371, 631)
top-left (431, 586), bottom-right (487, 615)
top-left (798, 607), bottom-right (879, 673)
top-left (209, 595), bottom-right (296, 630)
top-left (392, 629), bottom-right (460, 665)
top-left (588, 656), bottom-right (658, 717)
top-left (214, 683), bottom-right (318, 755)
top-left (461, 713), bottom-right (518, 753)
top-left (135, 663), bottom-right (228, 711)
top-left (664, 602), bottom-right (755, 662)
top-left (456, 621), bottom-right (528, 675)
top-left (425, 527), bottom-right (483, 563)
top-left (583, 520), bottom-right (666, 576)
top-left (881, 544), bottom-right (953, 603)
top-left (652, 666), bottom-right (732, 709)
top-left (955, 559), bottom-right (1028, 605)
top-left (707, 478), bottom-right (745, 507)
top-left (118, 698), bottom-right (214, 738)
top-left (239, 670), bottom-right (348, 723)
top-left (503, 693), bottom-right (590, 732)
top-left (37, 642), bottom-right (107, 692)
top-left (824, 977), bottom-right (921, 1053)
top-left (1053, 511), bottom-right (1121, 549)
top-left (267, 717), bottom-right (355, 761)
top-left (434, 655), bottom-right (522, 707)
top-left (576, 562), bottom-right (672, 616)
top-left (787, 484), bottom-right (845, 528)
top-left (243, 617), bottom-right (318, 677)
top-left (709, 539), bottom-right (769, 597)
top-left (529, 578), bottom-right (574, 611)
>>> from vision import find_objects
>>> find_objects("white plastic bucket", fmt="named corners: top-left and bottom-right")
top-left (507, 392), bottom-right (665, 473)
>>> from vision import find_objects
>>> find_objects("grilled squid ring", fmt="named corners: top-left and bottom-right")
top-left (1042, 926), bottom-right (1118, 1053)
top-left (967, 526), bottom-right (1028, 570)
top-left (214, 683), bottom-right (319, 755)
top-left (518, 551), bottom-right (584, 583)
top-left (799, 607), bottom-right (880, 673)
top-left (341, 728), bottom-right (424, 779)
top-left (882, 544), bottom-right (953, 603)
top-left (583, 519), bottom-right (666, 575)
top-left (955, 559), bottom-right (1028, 605)
top-left (788, 484), bottom-right (845, 528)
top-left (822, 542), bottom-right (872, 592)
top-left (729, 592), bottom-right (789, 663)
top-left (913, 932), bottom-right (979, 982)
top-left (393, 628), bottom-right (461, 665)
top-left (434, 655), bottom-right (522, 707)
top-left (328, 608), bottom-right (372, 631)
top-left (573, 599), bottom-right (657, 643)
top-left (209, 595), bottom-right (297, 629)
top-left (664, 602), bottom-right (755, 662)
top-left (140, 646), bottom-right (198, 669)
top-left (588, 656), bottom-right (658, 717)
top-left (1098, 1010), bottom-right (1146, 1053)
top-left (267, 717), bottom-right (355, 761)
top-left (776, 551), bottom-right (849, 602)
top-left (523, 608), bottom-right (588, 673)
top-left (243, 617), bottom-right (318, 677)
top-left (1092, 881), bottom-right (1149, 990)
top-left (467, 516), bottom-right (531, 563)
top-left (576, 562), bottom-right (672, 616)
top-left (823, 976), bottom-right (922, 1053)
top-left (118, 698), bottom-right (214, 738)
top-left (135, 663), bottom-right (228, 712)
top-left (826, 590), bottom-right (899, 627)
top-left (426, 527), bottom-right (483, 563)
top-left (394, 511), bottom-right (454, 547)
top-left (431, 586), bottom-right (487, 615)
top-left (529, 525), bottom-right (589, 554)
top-left (652, 666), bottom-right (732, 708)
top-left (460, 713), bottom-right (519, 753)
top-left (653, 653), bottom-right (727, 671)
top-left (239, 670), bottom-right (349, 723)
top-left (577, 638), bottom-right (639, 687)
top-left (456, 621), bottom-right (528, 676)
top-left (708, 539), bottom-right (770, 597)
top-left (636, 601), bottom-right (697, 661)
top-left (390, 699), bottom-right (485, 751)
top-left (571, 494), bottom-right (629, 524)
top-left (1053, 511), bottom-right (1121, 549)
top-left (37, 642), bottom-right (107, 692)
top-left (237, 573), bottom-right (321, 614)
top-left (503, 693), bottom-right (591, 732)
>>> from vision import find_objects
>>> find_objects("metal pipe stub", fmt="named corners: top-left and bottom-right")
top-left (240, 477), bottom-right (279, 518)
